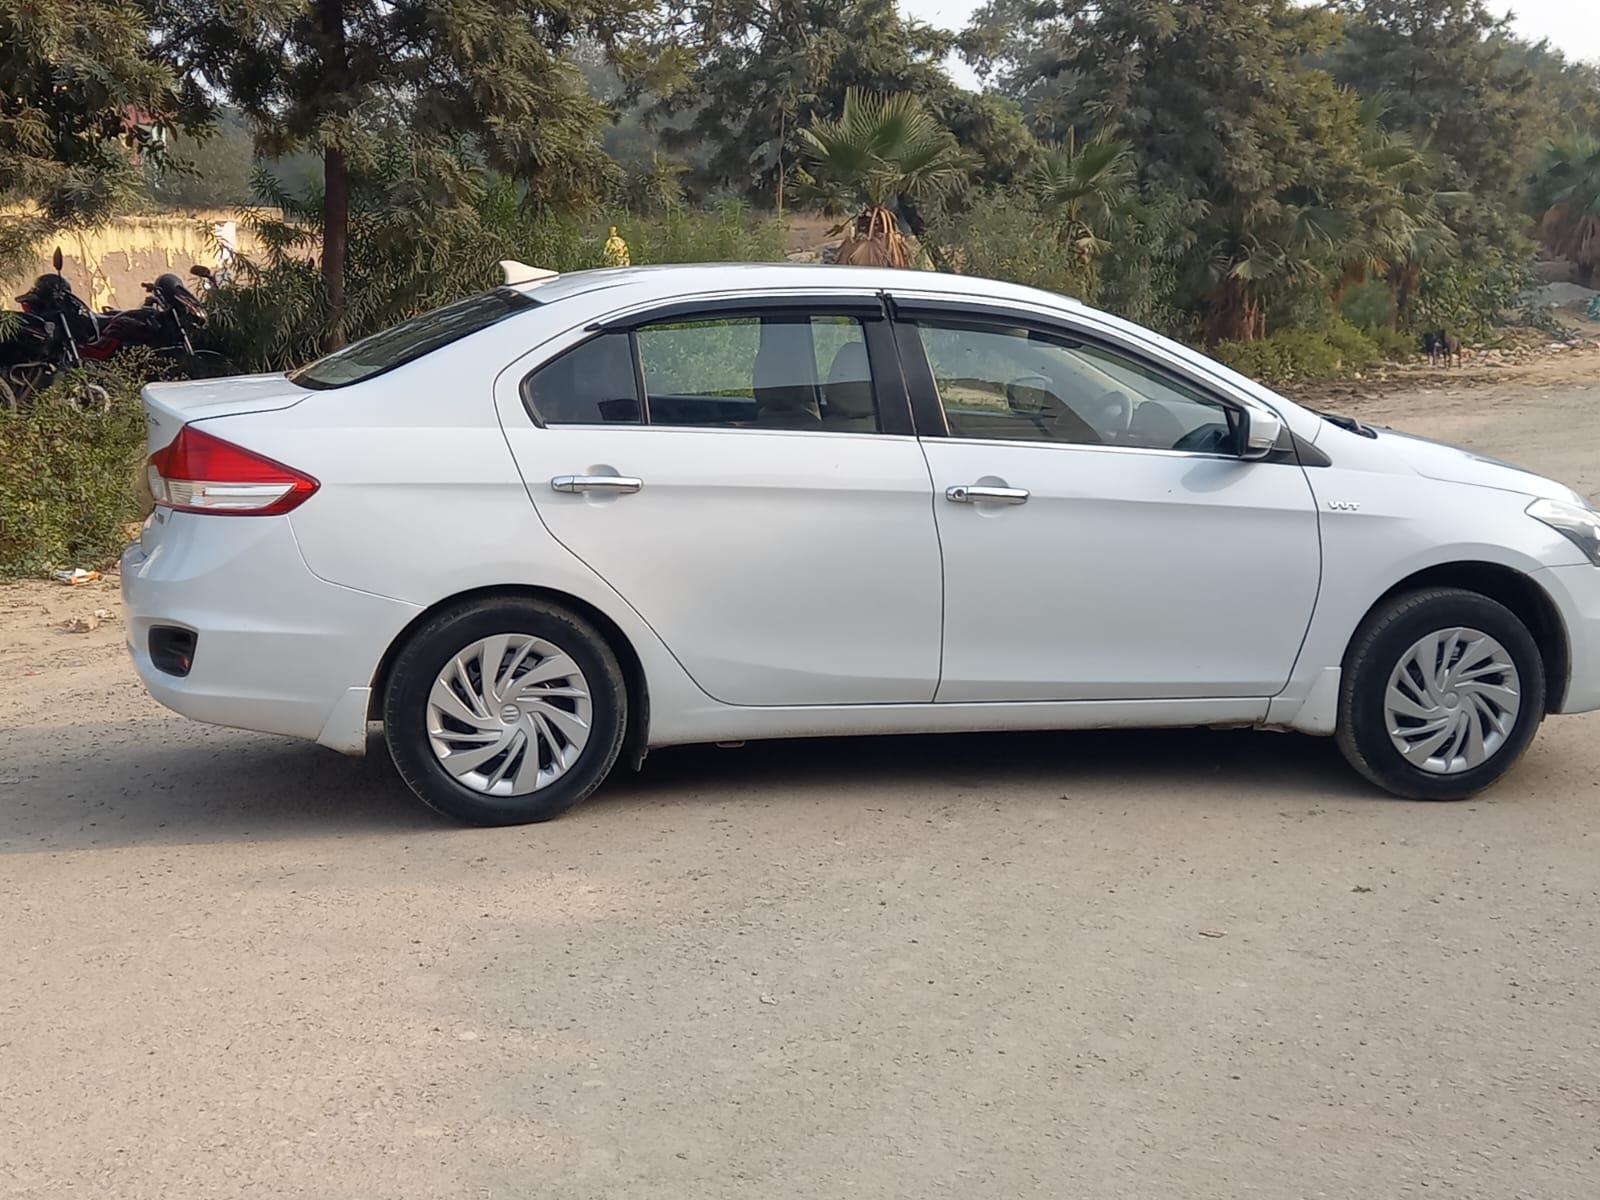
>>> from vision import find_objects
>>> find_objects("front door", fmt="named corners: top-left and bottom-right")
top-left (496, 302), bottom-right (944, 706)
top-left (897, 309), bottom-right (1322, 702)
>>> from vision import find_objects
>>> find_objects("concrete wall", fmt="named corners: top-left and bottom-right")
top-left (4, 211), bottom-right (272, 311)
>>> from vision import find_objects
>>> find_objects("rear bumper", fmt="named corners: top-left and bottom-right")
top-left (1541, 563), bottom-right (1600, 714)
top-left (121, 511), bottom-right (421, 752)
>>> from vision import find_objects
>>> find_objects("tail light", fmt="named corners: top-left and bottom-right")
top-left (147, 425), bottom-right (318, 516)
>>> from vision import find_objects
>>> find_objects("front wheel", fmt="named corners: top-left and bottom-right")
top-left (383, 598), bottom-right (628, 825)
top-left (1336, 587), bottom-right (1545, 800)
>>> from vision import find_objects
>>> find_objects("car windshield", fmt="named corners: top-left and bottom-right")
top-left (290, 288), bottom-right (538, 389)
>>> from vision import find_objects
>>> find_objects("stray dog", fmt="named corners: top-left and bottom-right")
top-left (1422, 329), bottom-right (1462, 367)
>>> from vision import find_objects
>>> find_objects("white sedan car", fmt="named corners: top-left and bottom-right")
top-left (124, 263), bottom-right (1600, 824)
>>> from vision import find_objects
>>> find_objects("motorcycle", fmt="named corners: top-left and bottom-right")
top-left (0, 308), bottom-right (68, 411)
top-left (14, 247), bottom-right (218, 373)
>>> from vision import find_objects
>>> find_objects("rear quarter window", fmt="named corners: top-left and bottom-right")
top-left (291, 288), bottom-right (538, 389)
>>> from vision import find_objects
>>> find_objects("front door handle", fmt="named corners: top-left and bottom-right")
top-left (551, 474), bottom-right (643, 495)
top-left (946, 484), bottom-right (1029, 505)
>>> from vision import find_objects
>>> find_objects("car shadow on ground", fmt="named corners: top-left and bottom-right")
top-left (0, 717), bottom-right (1377, 852)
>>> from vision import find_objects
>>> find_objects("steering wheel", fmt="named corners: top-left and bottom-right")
top-left (1005, 373), bottom-right (1054, 411)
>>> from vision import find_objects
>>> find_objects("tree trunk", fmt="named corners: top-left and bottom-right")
top-left (318, 0), bottom-right (349, 351)
top-left (323, 146), bottom-right (349, 351)
top-left (1388, 259), bottom-right (1420, 330)
top-left (1201, 276), bottom-right (1260, 342)
top-left (1331, 261), bottom-right (1365, 303)
top-left (895, 196), bottom-right (948, 272)
top-left (835, 207), bottom-right (910, 268)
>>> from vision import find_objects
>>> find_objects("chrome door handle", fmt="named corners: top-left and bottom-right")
top-left (551, 474), bottom-right (643, 494)
top-left (946, 484), bottom-right (1029, 505)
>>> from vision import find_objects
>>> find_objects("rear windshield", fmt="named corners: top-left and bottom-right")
top-left (290, 288), bottom-right (539, 389)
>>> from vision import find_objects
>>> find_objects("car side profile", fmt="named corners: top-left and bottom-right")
top-left (123, 263), bottom-right (1600, 824)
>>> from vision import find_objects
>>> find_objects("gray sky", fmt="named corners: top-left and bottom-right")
top-left (903, 0), bottom-right (1600, 88)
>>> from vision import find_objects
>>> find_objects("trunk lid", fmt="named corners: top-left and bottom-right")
top-left (142, 373), bottom-right (310, 455)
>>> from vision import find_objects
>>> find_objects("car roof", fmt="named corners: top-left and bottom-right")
top-left (511, 261), bottom-right (1084, 313)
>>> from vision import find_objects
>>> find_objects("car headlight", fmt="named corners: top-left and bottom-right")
top-left (1528, 497), bottom-right (1600, 566)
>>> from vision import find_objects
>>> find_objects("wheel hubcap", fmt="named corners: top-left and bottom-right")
top-left (1384, 627), bottom-right (1521, 775)
top-left (425, 634), bottom-right (592, 796)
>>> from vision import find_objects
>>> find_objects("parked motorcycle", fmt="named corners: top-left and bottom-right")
top-left (28, 260), bottom-right (216, 363)
top-left (0, 309), bottom-right (68, 411)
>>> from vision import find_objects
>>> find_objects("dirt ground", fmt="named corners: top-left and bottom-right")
top-left (4, 347), bottom-right (1600, 1199)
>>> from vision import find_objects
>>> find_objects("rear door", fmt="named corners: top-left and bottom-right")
top-left (494, 297), bottom-right (944, 706)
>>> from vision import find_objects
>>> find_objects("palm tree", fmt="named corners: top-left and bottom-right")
top-left (1343, 97), bottom-right (1462, 327)
top-left (797, 90), bottom-right (972, 268)
top-left (1197, 201), bottom-right (1353, 343)
top-left (1529, 132), bottom-right (1600, 287)
top-left (1027, 131), bottom-right (1135, 268)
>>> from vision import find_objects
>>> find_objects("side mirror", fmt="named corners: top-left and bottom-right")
top-left (190, 264), bottom-right (213, 279)
top-left (1238, 407), bottom-right (1284, 460)
top-left (52, 246), bottom-right (64, 271)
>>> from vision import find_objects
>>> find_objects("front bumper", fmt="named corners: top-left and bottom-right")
top-left (121, 511), bottom-right (421, 751)
top-left (1540, 562), bottom-right (1600, 714)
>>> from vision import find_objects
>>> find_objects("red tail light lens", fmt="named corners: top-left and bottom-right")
top-left (147, 425), bottom-right (319, 516)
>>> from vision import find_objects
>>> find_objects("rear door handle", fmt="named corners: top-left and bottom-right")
top-left (551, 474), bottom-right (643, 494)
top-left (946, 485), bottom-right (1029, 505)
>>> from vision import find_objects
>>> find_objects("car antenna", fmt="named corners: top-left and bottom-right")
top-left (499, 260), bottom-right (558, 287)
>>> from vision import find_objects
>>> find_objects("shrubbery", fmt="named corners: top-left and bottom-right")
top-left (1211, 316), bottom-right (1413, 385)
top-left (0, 367), bottom-right (147, 577)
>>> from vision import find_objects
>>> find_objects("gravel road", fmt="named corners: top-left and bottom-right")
top-left (4, 352), bottom-right (1599, 1199)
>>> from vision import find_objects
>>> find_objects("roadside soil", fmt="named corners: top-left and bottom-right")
top-left (3, 346), bottom-right (1599, 1199)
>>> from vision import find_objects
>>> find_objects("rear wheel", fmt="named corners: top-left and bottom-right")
top-left (383, 597), bottom-right (627, 825)
top-left (1335, 587), bottom-right (1545, 799)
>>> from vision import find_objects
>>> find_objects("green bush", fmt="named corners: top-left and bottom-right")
top-left (925, 189), bottom-right (1094, 301)
top-left (1413, 249), bottom-right (1532, 338)
top-left (0, 371), bottom-right (147, 578)
top-left (1210, 317), bottom-right (1391, 385)
top-left (1337, 280), bottom-right (1397, 332)
top-left (616, 200), bottom-right (786, 265)
top-left (1366, 324), bottom-right (1417, 360)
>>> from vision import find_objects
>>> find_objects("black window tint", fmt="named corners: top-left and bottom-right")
top-left (291, 288), bottom-right (536, 389)
top-left (916, 321), bottom-right (1234, 452)
top-left (522, 332), bottom-right (642, 425)
top-left (635, 314), bottom-right (879, 431)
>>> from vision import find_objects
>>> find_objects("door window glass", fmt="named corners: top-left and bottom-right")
top-left (915, 320), bottom-right (1236, 452)
top-left (521, 332), bottom-right (641, 425)
top-left (636, 314), bottom-right (880, 432)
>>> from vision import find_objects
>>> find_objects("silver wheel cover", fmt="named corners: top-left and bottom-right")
top-left (426, 634), bottom-right (592, 796)
top-left (1384, 627), bottom-right (1521, 775)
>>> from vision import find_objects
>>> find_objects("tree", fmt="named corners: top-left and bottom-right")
top-left (0, 0), bottom-right (192, 277)
top-left (150, 0), bottom-right (655, 346)
top-left (1529, 132), bottom-right (1600, 286)
top-left (964, 0), bottom-right (1374, 339)
top-left (1340, 96), bottom-right (1462, 326)
top-left (656, 0), bottom-right (1030, 204)
top-left (797, 89), bottom-right (971, 266)
top-left (145, 107), bottom-right (256, 210)
top-left (1027, 131), bottom-right (1134, 269)
top-left (1331, 0), bottom-right (1541, 211)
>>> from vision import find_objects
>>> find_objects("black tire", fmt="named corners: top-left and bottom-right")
top-left (383, 597), bottom-right (627, 825)
top-left (1335, 587), bottom-right (1545, 800)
